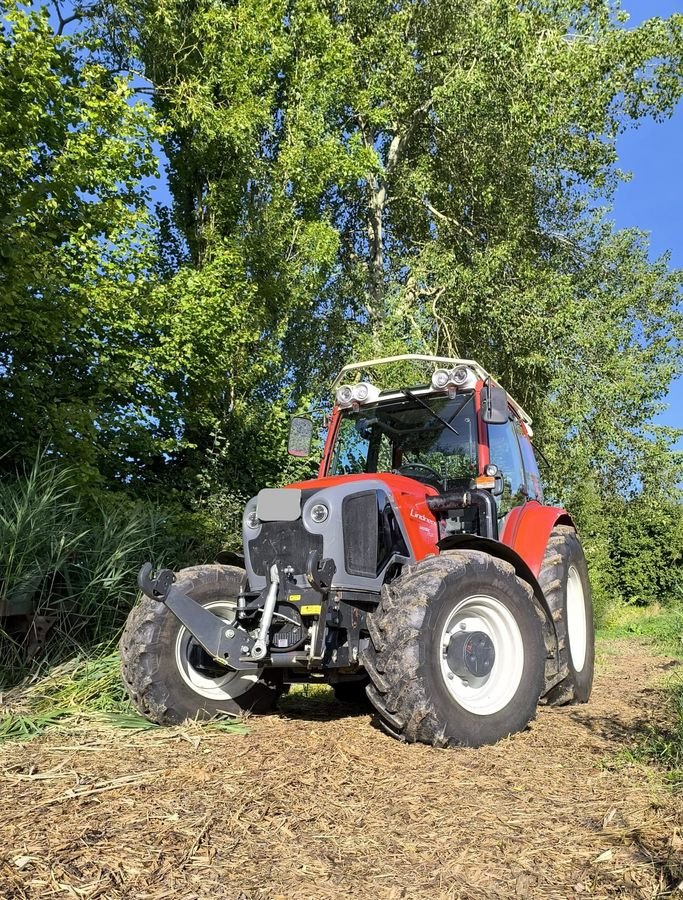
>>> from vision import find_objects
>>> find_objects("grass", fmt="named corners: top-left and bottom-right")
top-left (616, 675), bottom-right (683, 790)
top-left (598, 602), bottom-right (683, 658)
top-left (0, 651), bottom-right (151, 742)
top-left (601, 602), bottom-right (683, 789)
top-left (0, 455), bottom-right (167, 687)
top-left (0, 650), bottom-right (249, 743)
top-left (640, 679), bottom-right (683, 788)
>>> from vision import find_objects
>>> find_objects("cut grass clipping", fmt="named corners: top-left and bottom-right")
top-left (0, 651), bottom-right (248, 742)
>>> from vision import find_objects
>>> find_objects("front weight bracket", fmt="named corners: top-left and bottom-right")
top-left (136, 563), bottom-right (260, 671)
top-left (138, 562), bottom-right (175, 601)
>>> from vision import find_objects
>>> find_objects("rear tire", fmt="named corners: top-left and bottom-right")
top-left (361, 551), bottom-right (545, 747)
top-left (538, 526), bottom-right (595, 705)
top-left (120, 565), bottom-right (279, 724)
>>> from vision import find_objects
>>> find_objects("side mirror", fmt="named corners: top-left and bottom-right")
top-left (287, 416), bottom-right (314, 457)
top-left (481, 379), bottom-right (509, 425)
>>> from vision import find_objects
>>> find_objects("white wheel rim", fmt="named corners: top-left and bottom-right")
top-left (566, 566), bottom-right (587, 673)
top-left (439, 595), bottom-right (524, 716)
top-left (174, 600), bottom-right (260, 701)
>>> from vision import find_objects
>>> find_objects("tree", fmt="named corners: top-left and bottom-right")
top-left (93, 1), bottom-right (681, 503)
top-left (0, 0), bottom-right (162, 484)
top-left (3, 1), bottom-right (681, 598)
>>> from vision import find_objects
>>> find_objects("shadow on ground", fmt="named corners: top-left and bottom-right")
top-left (277, 686), bottom-right (372, 721)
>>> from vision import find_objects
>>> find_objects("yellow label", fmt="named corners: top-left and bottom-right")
top-left (300, 604), bottom-right (321, 616)
top-left (289, 593), bottom-right (302, 602)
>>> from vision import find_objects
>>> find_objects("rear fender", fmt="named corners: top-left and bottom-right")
top-left (500, 502), bottom-right (575, 578)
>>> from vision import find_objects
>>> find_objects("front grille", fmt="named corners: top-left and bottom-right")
top-left (342, 490), bottom-right (410, 578)
top-left (342, 492), bottom-right (379, 577)
top-left (247, 520), bottom-right (323, 577)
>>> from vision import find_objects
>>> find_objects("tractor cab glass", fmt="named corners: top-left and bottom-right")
top-left (329, 392), bottom-right (478, 491)
top-left (487, 417), bottom-right (527, 515)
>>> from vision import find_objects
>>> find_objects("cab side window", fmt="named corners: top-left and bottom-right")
top-left (515, 422), bottom-right (544, 502)
top-left (487, 416), bottom-right (527, 516)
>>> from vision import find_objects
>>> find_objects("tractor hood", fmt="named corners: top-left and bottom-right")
top-left (242, 473), bottom-right (439, 593)
top-left (287, 471), bottom-right (440, 498)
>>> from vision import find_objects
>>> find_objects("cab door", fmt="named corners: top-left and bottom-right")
top-left (486, 410), bottom-right (528, 523)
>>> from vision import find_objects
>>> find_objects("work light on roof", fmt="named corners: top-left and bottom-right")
top-left (336, 385), bottom-right (354, 406)
top-left (335, 382), bottom-right (380, 409)
top-left (432, 368), bottom-right (451, 390)
top-left (431, 365), bottom-right (477, 393)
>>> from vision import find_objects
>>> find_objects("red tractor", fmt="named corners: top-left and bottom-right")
top-left (121, 356), bottom-right (594, 747)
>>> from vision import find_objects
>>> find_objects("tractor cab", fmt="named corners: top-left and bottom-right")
top-left (289, 355), bottom-right (542, 543)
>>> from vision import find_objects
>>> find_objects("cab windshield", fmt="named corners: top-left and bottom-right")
top-left (329, 392), bottom-right (478, 490)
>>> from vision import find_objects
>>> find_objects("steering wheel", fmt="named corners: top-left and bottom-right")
top-left (395, 463), bottom-right (443, 489)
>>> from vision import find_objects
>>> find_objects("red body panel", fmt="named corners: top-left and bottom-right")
top-left (473, 380), bottom-right (489, 470)
top-left (319, 407), bottom-right (341, 478)
top-left (287, 473), bottom-right (440, 561)
top-left (500, 502), bottom-right (574, 577)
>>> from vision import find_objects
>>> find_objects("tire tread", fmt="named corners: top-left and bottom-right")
top-left (362, 550), bottom-right (544, 747)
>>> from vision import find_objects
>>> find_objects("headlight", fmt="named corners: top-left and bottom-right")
top-left (336, 385), bottom-right (354, 407)
top-left (451, 365), bottom-right (470, 387)
top-left (310, 503), bottom-right (329, 524)
top-left (246, 510), bottom-right (260, 529)
top-left (336, 382), bottom-right (380, 408)
top-left (431, 365), bottom-right (477, 392)
top-left (431, 368), bottom-right (451, 390)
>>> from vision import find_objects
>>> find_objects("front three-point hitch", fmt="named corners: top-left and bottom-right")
top-left (137, 562), bottom-right (263, 671)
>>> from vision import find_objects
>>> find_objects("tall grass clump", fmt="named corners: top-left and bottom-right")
top-left (0, 456), bottom-right (165, 687)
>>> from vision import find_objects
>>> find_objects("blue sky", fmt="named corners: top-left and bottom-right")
top-left (613, 1), bottom-right (682, 441)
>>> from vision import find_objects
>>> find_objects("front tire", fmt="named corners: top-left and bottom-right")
top-left (361, 551), bottom-right (545, 747)
top-left (120, 564), bottom-right (279, 724)
top-left (538, 526), bottom-right (595, 705)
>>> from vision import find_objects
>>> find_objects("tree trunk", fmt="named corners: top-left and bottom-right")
top-left (363, 127), bottom-right (406, 340)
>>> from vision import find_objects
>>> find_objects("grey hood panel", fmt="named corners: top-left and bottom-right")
top-left (243, 480), bottom-right (414, 592)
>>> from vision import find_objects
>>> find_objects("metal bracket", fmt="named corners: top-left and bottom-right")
top-left (250, 564), bottom-right (280, 661)
top-left (305, 551), bottom-right (336, 593)
top-left (136, 564), bottom-right (259, 671)
top-left (138, 563), bottom-right (175, 601)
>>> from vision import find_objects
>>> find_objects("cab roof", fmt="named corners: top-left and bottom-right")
top-left (331, 354), bottom-right (533, 428)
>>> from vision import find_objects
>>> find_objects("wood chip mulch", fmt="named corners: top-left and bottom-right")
top-left (0, 640), bottom-right (681, 899)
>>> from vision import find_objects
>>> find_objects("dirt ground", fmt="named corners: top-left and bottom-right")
top-left (0, 639), bottom-right (681, 900)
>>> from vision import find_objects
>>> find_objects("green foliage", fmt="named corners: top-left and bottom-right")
top-left (600, 603), bottom-right (683, 658)
top-left (605, 492), bottom-right (683, 608)
top-left (88, 0), bottom-right (683, 507)
top-left (0, 0), bottom-right (681, 642)
top-left (0, 455), bottom-right (180, 685)
top-left (0, 0), bottom-right (165, 484)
